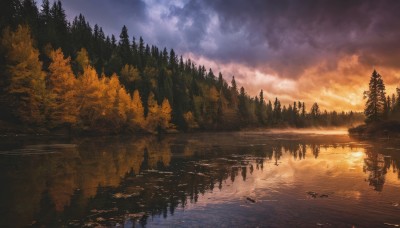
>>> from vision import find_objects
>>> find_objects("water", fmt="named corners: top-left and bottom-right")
top-left (0, 131), bottom-right (400, 227)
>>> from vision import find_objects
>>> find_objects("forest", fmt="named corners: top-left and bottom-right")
top-left (0, 0), bottom-right (364, 134)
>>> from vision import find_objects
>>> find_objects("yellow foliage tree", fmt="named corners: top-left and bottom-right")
top-left (130, 90), bottom-right (145, 130)
top-left (94, 74), bottom-right (119, 131)
top-left (159, 98), bottom-right (172, 130)
top-left (102, 74), bottom-right (119, 117)
top-left (183, 111), bottom-right (198, 129)
top-left (1, 25), bottom-right (46, 124)
top-left (47, 48), bottom-right (78, 126)
top-left (75, 65), bottom-right (103, 128)
top-left (120, 64), bottom-right (139, 89)
top-left (75, 48), bottom-right (90, 74)
top-left (117, 87), bottom-right (131, 124)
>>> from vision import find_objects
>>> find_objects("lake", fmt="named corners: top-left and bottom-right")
top-left (0, 131), bottom-right (400, 227)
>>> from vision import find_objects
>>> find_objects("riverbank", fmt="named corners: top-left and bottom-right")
top-left (348, 120), bottom-right (400, 138)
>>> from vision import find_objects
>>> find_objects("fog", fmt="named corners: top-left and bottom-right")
top-left (263, 128), bottom-right (349, 135)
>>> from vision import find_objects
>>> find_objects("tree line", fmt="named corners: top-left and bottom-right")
top-left (364, 69), bottom-right (400, 123)
top-left (0, 0), bottom-right (362, 134)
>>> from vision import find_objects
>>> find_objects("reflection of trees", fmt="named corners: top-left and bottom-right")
top-left (363, 152), bottom-right (387, 191)
top-left (361, 139), bottom-right (400, 192)
top-left (311, 144), bottom-right (320, 158)
top-left (2, 135), bottom-right (400, 227)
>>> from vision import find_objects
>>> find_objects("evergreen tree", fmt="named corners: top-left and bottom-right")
top-left (396, 88), bottom-right (400, 110)
top-left (119, 25), bottom-right (132, 65)
top-left (364, 70), bottom-right (386, 123)
top-left (391, 94), bottom-right (396, 112)
top-left (0, 0), bottom-right (21, 31)
top-left (49, 1), bottom-right (69, 51)
top-left (145, 92), bottom-right (159, 132)
top-left (384, 96), bottom-right (391, 118)
top-left (273, 97), bottom-right (282, 123)
top-left (238, 87), bottom-right (248, 119)
top-left (257, 90), bottom-right (267, 124)
top-left (310, 103), bottom-right (320, 120)
top-left (230, 76), bottom-right (238, 109)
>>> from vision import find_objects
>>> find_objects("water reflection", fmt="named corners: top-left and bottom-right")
top-left (0, 133), bottom-right (399, 227)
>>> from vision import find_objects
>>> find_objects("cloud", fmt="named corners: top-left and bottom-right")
top-left (44, 0), bottom-right (400, 110)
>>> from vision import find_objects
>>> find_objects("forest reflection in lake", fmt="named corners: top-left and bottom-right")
top-left (0, 132), bottom-right (400, 227)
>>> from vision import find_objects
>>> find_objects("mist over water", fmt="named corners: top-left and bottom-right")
top-left (263, 128), bottom-right (350, 135)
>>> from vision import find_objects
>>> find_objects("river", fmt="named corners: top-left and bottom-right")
top-left (0, 131), bottom-right (399, 227)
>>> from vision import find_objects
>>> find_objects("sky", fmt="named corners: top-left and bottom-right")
top-left (39, 0), bottom-right (400, 111)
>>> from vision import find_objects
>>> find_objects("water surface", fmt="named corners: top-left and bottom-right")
top-left (0, 132), bottom-right (399, 227)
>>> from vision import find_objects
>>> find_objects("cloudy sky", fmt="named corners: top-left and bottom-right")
top-left (41, 0), bottom-right (400, 111)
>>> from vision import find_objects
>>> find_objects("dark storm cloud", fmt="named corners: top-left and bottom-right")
top-left (195, 0), bottom-right (400, 78)
top-left (53, 0), bottom-right (400, 79)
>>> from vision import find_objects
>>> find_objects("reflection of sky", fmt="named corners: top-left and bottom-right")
top-left (152, 145), bottom-right (400, 227)
top-left (144, 146), bottom-right (400, 227)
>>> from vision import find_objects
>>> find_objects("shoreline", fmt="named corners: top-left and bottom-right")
top-left (348, 120), bottom-right (400, 138)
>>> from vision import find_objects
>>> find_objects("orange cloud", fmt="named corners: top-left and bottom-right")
top-left (185, 53), bottom-right (400, 112)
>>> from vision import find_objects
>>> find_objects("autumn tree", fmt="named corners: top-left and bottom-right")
top-left (183, 111), bottom-right (198, 130)
top-left (117, 87), bottom-right (132, 130)
top-left (75, 47), bottom-right (90, 74)
top-left (120, 64), bottom-right (139, 92)
top-left (364, 70), bottom-right (386, 123)
top-left (99, 74), bottom-right (120, 131)
top-left (1, 25), bottom-right (46, 124)
top-left (159, 98), bottom-right (172, 130)
top-left (46, 48), bottom-right (78, 127)
top-left (75, 65), bottom-right (103, 129)
top-left (130, 90), bottom-right (145, 130)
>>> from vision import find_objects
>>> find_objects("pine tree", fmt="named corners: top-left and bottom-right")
top-left (364, 70), bottom-right (386, 123)
top-left (391, 94), bottom-right (396, 112)
top-left (119, 25), bottom-right (132, 65)
top-left (145, 92), bottom-right (159, 132)
top-left (1, 25), bottom-right (46, 124)
top-left (310, 103), bottom-right (320, 119)
top-left (396, 88), bottom-right (400, 110)
top-left (238, 87), bottom-right (248, 118)
top-left (385, 96), bottom-right (391, 118)
top-left (273, 97), bottom-right (282, 123)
